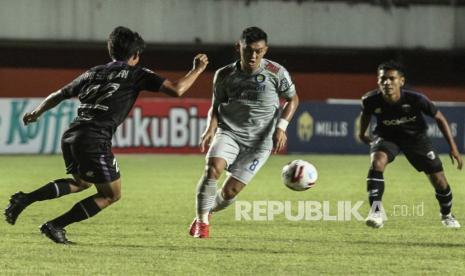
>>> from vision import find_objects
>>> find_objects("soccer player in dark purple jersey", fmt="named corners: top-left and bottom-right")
top-left (358, 60), bottom-right (463, 229)
top-left (4, 26), bottom-right (208, 244)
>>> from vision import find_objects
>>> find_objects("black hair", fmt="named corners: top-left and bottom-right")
top-left (377, 60), bottom-right (405, 76)
top-left (240, 26), bottom-right (268, 44)
top-left (107, 26), bottom-right (145, 61)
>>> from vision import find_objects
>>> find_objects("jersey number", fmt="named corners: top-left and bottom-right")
top-left (249, 159), bottom-right (260, 171)
top-left (78, 83), bottom-right (120, 120)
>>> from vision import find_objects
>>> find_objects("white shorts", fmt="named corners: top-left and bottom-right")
top-left (206, 133), bottom-right (271, 185)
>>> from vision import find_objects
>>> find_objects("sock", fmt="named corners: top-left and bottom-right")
top-left (211, 189), bottom-right (236, 213)
top-left (196, 176), bottom-right (217, 224)
top-left (367, 169), bottom-right (384, 212)
top-left (25, 178), bottom-right (73, 204)
top-left (435, 185), bottom-right (453, 215)
top-left (49, 196), bottom-right (101, 228)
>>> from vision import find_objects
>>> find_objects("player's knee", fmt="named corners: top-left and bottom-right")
top-left (111, 193), bottom-right (121, 203)
top-left (222, 186), bottom-right (240, 200)
top-left (105, 193), bottom-right (121, 204)
top-left (72, 176), bottom-right (93, 189)
top-left (371, 159), bottom-right (386, 172)
top-left (205, 164), bottom-right (223, 179)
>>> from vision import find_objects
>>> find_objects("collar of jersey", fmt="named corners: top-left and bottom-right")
top-left (235, 60), bottom-right (265, 75)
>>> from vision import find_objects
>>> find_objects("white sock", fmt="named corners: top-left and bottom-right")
top-left (211, 189), bottom-right (236, 213)
top-left (196, 177), bottom-right (216, 224)
top-left (198, 213), bottom-right (210, 224)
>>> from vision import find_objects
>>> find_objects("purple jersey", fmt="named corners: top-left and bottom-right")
top-left (361, 89), bottom-right (438, 140)
top-left (60, 61), bottom-right (165, 142)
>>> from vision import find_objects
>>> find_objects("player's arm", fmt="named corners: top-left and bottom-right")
top-left (199, 69), bottom-right (225, 152)
top-left (435, 110), bottom-right (463, 170)
top-left (23, 91), bottom-right (65, 125)
top-left (200, 104), bottom-right (218, 153)
top-left (273, 93), bottom-right (299, 154)
top-left (358, 112), bottom-right (372, 145)
top-left (160, 54), bottom-right (208, 97)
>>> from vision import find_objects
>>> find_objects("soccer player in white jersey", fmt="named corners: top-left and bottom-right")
top-left (189, 26), bottom-right (299, 238)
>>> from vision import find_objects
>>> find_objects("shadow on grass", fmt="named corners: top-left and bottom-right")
top-left (347, 240), bottom-right (465, 248)
top-left (77, 242), bottom-right (296, 254)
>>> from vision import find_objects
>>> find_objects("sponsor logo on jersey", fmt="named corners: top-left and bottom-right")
top-left (401, 104), bottom-right (412, 113)
top-left (255, 74), bottom-right (266, 83)
top-left (382, 116), bottom-right (416, 126)
top-left (280, 78), bottom-right (290, 91)
top-left (426, 151), bottom-right (436, 160)
top-left (237, 91), bottom-right (259, 101)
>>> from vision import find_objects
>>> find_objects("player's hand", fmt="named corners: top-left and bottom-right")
top-left (273, 128), bottom-right (287, 154)
top-left (200, 130), bottom-right (214, 153)
top-left (23, 111), bottom-right (40, 125)
top-left (193, 54), bottom-right (209, 73)
top-left (449, 149), bottom-right (463, 170)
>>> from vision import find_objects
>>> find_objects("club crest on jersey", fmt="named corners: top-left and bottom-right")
top-left (426, 151), bottom-right (436, 160)
top-left (401, 104), bottom-right (412, 113)
top-left (374, 108), bottom-right (382, 114)
top-left (255, 74), bottom-right (266, 83)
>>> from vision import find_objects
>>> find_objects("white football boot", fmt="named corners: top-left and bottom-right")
top-left (365, 211), bottom-right (384, 229)
top-left (441, 213), bottom-right (461, 228)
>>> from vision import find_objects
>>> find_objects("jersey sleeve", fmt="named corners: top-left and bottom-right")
top-left (136, 68), bottom-right (166, 92)
top-left (360, 96), bottom-right (373, 115)
top-left (59, 71), bottom-right (91, 99)
top-left (418, 94), bottom-right (438, 117)
top-left (277, 67), bottom-right (296, 99)
top-left (212, 69), bottom-right (228, 108)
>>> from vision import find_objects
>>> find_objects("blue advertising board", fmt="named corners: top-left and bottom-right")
top-left (287, 101), bottom-right (465, 154)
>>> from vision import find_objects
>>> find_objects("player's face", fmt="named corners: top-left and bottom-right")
top-left (128, 53), bottom-right (140, 66)
top-left (377, 69), bottom-right (405, 99)
top-left (238, 40), bottom-right (268, 72)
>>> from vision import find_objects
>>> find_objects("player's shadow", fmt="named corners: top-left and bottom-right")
top-left (348, 240), bottom-right (465, 248)
top-left (79, 242), bottom-right (294, 254)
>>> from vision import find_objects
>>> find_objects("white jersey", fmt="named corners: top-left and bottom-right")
top-left (212, 59), bottom-right (296, 149)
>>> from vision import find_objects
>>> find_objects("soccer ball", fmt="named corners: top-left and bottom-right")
top-left (281, 160), bottom-right (318, 191)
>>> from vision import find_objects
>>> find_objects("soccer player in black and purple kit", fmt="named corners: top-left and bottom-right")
top-left (358, 61), bottom-right (462, 229)
top-left (4, 26), bottom-right (208, 244)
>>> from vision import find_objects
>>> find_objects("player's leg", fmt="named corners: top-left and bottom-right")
top-left (41, 177), bottom-right (121, 244)
top-left (190, 133), bottom-right (239, 238)
top-left (402, 136), bottom-right (459, 228)
top-left (367, 139), bottom-right (398, 211)
top-left (40, 139), bottom-right (121, 243)
top-left (4, 140), bottom-right (94, 225)
top-left (211, 148), bottom-right (271, 213)
top-left (365, 138), bottom-right (399, 228)
top-left (196, 157), bottom-right (227, 224)
top-left (189, 157), bottom-right (227, 238)
top-left (211, 176), bottom-right (245, 213)
top-left (367, 151), bottom-right (388, 213)
top-left (426, 171), bottom-right (459, 228)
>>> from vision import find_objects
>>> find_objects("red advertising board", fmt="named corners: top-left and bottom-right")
top-left (112, 98), bottom-right (211, 154)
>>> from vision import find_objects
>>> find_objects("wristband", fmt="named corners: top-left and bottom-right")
top-left (277, 118), bottom-right (289, 131)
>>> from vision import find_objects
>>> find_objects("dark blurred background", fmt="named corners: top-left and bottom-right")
top-left (1, 0), bottom-right (464, 101)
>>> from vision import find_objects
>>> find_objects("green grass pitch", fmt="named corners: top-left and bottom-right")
top-left (1, 154), bottom-right (464, 275)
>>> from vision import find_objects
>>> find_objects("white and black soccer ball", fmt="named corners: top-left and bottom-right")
top-left (281, 160), bottom-right (318, 191)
